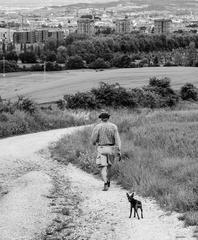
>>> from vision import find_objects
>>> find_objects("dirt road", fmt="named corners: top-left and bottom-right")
top-left (0, 127), bottom-right (196, 240)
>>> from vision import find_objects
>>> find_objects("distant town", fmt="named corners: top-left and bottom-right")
top-left (0, 1), bottom-right (198, 53)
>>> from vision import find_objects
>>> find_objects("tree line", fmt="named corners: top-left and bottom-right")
top-left (0, 32), bottom-right (198, 72)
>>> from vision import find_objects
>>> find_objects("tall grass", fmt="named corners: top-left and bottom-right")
top-left (0, 109), bottom-right (96, 138)
top-left (51, 108), bottom-right (198, 226)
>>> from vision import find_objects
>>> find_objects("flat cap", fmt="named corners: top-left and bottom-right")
top-left (98, 111), bottom-right (110, 119)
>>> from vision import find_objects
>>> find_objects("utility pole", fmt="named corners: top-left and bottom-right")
top-left (44, 60), bottom-right (46, 81)
top-left (3, 55), bottom-right (5, 78)
top-left (2, 34), bottom-right (6, 78)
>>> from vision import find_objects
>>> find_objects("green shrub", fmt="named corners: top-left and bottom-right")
top-left (46, 62), bottom-right (63, 71)
top-left (30, 64), bottom-right (43, 71)
top-left (0, 100), bottom-right (16, 114)
top-left (91, 82), bottom-right (136, 108)
top-left (19, 52), bottom-right (37, 63)
top-left (66, 55), bottom-right (85, 69)
top-left (111, 54), bottom-right (131, 68)
top-left (88, 58), bottom-right (110, 69)
top-left (64, 92), bottom-right (97, 109)
top-left (0, 60), bottom-right (19, 73)
top-left (180, 83), bottom-right (198, 101)
top-left (144, 77), bottom-right (179, 107)
top-left (62, 79), bottom-right (179, 110)
top-left (15, 96), bottom-right (37, 114)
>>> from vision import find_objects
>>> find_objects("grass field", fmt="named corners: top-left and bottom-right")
top-left (0, 67), bottom-right (198, 103)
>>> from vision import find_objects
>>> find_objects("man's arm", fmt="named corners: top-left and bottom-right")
top-left (91, 125), bottom-right (99, 146)
top-left (114, 126), bottom-right (121, 150)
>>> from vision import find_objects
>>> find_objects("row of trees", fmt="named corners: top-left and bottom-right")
top-left (0, 32), bottom-right (198, 70)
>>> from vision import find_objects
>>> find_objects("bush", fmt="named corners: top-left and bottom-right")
top-left (144, 77), bottom-right (179, 107)
top-left (88, 58), bottom-right (110, 69)
top-left (180, 83), bottom-right (198, 101)
top-left (15, 96), bottom-right (37, 114)
top-left (62, 79), bottom-right (179, 110)
top-left (66, 55), bottom-right (85, 69)
top-left (46, 62), bottom-right (63, 71)
top-left (149, 77), bottom-right (171, 89)
top-left (64, 92), bottom-right (97, 109)
top-left (0, 96), bottom-right (37, 115)
top-left (0, 60), bottom-right (19, 73)
top-left (30, 64), bottom-right (44, 71)
top-left (57, 99), bottom-right (66, 110)
top-left (19, 52), bottom-right (37, 63)
top-left (111, 54), bottom-right (131, 68)
top-left (0, 99), bottom-right (16, 114)
top-left (91, 82), bottom-right (137, 108)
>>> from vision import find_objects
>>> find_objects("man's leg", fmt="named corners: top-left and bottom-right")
top-left (107, 153), bottom-right (114, 187)
top-left (101, 166), bottom-right (108, 183)
top-left (101, 166), bottom-right (109, 191)
top-left (107, 165), bottom-right (112, 186)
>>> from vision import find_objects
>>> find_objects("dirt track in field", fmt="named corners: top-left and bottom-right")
top-left (0, 127), bottom-right (196, 240)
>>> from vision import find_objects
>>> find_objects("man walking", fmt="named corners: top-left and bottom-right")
top-left (91, 111), bottom-right (121, 191)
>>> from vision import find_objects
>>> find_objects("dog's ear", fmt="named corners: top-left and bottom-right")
top-left (131, 192), bottom-right (134, 197)
top-left (126, 193), bottom-right (130, 199)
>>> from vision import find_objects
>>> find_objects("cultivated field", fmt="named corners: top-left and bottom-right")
top-left (0, 67), bottom-right (198, 103)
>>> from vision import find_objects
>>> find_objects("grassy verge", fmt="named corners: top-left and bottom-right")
top-left (0, 108), bottom-right (97, 138)
top-left (51, 108), bottom-right (198, 226)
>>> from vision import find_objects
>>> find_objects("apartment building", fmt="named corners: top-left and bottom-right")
top-left (154, 19), bottom-right (172, 34)
top-left (48, 29), bottom-right (64, 41)
top-left (77, 18), bottom-right (95, 35)
top-left (13, 29), bottom-right (64, 44)
top-left (115, 17), bottom-right (131, 33)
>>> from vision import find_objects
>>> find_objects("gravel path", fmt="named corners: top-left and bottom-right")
top-left (66, 164), bottom-right (196, 240)
top-left (0, 127), bottom-right (81, 240)
top-left (0, 127), bottom-right (197, 240)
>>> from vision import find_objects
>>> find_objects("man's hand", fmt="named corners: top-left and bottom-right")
top-left (116, 151), bottom-right (122, 161)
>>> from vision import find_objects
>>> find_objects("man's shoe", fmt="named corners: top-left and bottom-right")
top-left (103, 183), bottom-right (109, 191)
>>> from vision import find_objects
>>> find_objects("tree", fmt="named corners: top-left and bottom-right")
top-left (19, 52), bottom-right (37, 63)
top-left (88, 58), bottom-right (110, 69)
top-left (45, 40), bottom-right (57, 52)
top-left (0, 60), bottom-right (19, 72)
top-left (112, 54), bottom-right (131, 68)
top-left (66, 55), bottom-right (85, 69)
top-left (6, 51), bottom-right (18, 62)
top-left (57, 46), bottom-right (67, 63)
top-left (46, 51), bottom-right (57, 62)
top-left (153, 56), bottom-right (159, 66)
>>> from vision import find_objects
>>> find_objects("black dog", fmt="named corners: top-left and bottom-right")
top-left (126, 192), bottom-right (143, 219)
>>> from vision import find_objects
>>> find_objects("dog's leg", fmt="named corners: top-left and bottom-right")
top-left (135, 207), bottom-right (140, 219)
top-left (129, 204), bottom-right (132, 218)
top-left (134, 207), bottom-right (136, 218)
top-left (140, 207), bottom-right (143, 218)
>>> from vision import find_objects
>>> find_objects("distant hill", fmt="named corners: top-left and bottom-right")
top-left (54, 0), bottom-right (198, 13)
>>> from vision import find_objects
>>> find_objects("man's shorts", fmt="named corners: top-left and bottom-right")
top-left (96, 146), bottom-right (116, 167)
